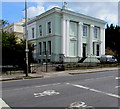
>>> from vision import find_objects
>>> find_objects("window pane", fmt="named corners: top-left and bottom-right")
top-left (83, 25), bottom-right (87, 36)
top-left (39, 25), bottom-right (42, 36)
top-left (48, 22), bottom-right (51, 34)
top-left (94, 28), bottom-right (97, 38)
top-left (43, 42), bottom-right (46, 55)
top-left (32, 28), bottom-right (34, 38)
top-left (48, 41), bottom-right (51, 55)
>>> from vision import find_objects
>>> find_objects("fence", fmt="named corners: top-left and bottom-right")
top-left (1, 51), bottom-right (120, 74)
top-left (30, 52), bottom-right (119, 73)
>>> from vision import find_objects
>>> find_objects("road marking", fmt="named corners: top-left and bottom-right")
top-left (68, 101), bottom-right (93, 108)
top-left (115, 86), bottom-right (120, 88)
top-left (35, 83), bottom-right (61, 88)
top-left (67, 83), bottom-right (120, 99)
top-left (0, 98), bottom-right (11, 108)
top-left (84, 76), bottom-right (114, 81)
top-left (115, 77), bottom-right (120, 80)
top-left (34, 90), bottom-right (60, 97)
top-left (7, 83), bottom-right (61, 91)
top-left (70, 101), bottom-right (86, 107)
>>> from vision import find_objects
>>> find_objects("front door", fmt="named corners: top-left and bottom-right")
top-left (83, 44), bottom-right (86, 57)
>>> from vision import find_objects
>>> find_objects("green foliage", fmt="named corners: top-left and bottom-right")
top-left (2, 31), bottom-right (34, 70)
top-left (105, 47), bottom-right (117, 56)
top-left (0, 19), bottom-right (9, 28)
top-left (105, 24), bottom-right (120, 57)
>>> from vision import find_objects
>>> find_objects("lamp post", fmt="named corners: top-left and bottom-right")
top-left (25, 0), bottom-right (29, 77)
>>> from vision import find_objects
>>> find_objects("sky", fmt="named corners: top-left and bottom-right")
top-left (1, 1), bottom-right (119, 26)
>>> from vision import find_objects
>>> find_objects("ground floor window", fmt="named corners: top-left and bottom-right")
top-left (48, 41), bottom-right (51, 55)
top-left (43, 42), bottom-right (46, 55)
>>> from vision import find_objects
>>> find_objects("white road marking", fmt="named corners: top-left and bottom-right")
top-left (0, 98), bottom-right (11, 108)
top-left (69, 101), bottom-right (93, 108)
top-left (34, 90), bottom-right (60, 97)
top-left (35, 83), bottom-right (61, 88)
top-left (115, 86), bottom-right (120, 88)
top-left (67, 83), bottom-right (120, 99)
top-left (84, 76), bottom-right (114, 81)
top-left (115, 77), bottom-right (120, 80)
top-left (70, 101), bottom-right (86, 107)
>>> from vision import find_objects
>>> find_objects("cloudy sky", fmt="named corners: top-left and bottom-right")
top-left (2, 1), bottom-right (119, 26)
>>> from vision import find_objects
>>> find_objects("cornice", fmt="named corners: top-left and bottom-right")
top-left (61, 10), bottom-right (106, 24)
top-left (28, 34), bottom-right (61, 41)
top-left (27, 7), bottom-right (106, 25)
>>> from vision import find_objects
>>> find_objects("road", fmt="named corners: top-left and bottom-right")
top-left (2, 70), bottom-right (120, 108)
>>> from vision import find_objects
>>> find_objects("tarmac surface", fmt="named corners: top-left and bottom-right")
top-left (0, 67), bottom-right (119, 81)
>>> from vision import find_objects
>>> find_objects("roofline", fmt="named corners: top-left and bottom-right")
top-left (27, 7), bottom-right (107, 25)
top-left (61, 8), bottom-right (107, 24)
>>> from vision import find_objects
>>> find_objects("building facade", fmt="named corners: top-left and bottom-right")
top-left (27, 7), bottom-right (106, 63)
top-left (4, 19), bottom-right (25, 40)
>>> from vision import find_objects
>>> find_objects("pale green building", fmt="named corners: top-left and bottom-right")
top-left (27, 6), bottom-right (106, 63)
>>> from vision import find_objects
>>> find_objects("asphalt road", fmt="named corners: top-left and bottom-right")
top-left (2, 70), bottom-right (120, 108)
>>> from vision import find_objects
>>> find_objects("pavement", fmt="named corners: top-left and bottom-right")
top-left (0, 67), bottom-right (119, 81)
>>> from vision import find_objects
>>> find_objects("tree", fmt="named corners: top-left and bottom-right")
top-left (0, 19), bottom-right (9, 29)
top-left (2, 31), bottom-right (34, 72)
top-left (105, 24), bottom-right (120, 58)
top-left (105, 24), bottom-right (120, 62)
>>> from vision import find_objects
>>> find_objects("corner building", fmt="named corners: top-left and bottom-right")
top-left (26, 7), bottom-right (106, 63)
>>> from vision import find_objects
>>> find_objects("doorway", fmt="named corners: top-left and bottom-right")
top-left (83, 44), bottom-right (87, 57)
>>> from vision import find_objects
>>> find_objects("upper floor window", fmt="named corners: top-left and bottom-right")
top-left (32, 28), bottom-right (34, 38)
top-left (48, 22), bottom-right (52, 34)
top-left (39, 25), bottom-right (42, 36)
top-left (94, 27), bottom-right (99, 38)
top-left (83, 25), bottom-right (87, 37)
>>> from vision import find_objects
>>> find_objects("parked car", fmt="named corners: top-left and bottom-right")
top-left (100, 55), bottom-right (117, 63)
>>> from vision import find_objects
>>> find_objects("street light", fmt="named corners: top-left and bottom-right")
top-left (25, 0), bottom-right (29, 77)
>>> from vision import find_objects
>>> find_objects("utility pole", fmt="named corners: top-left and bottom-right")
top-left (25, 0), bottom-right (29, 77)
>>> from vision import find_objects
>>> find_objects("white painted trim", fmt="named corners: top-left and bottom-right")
top-left (78, 22), bottom-right (83, 57)
top-left (100, 27), bottom-right (105, 55)
top-left (62, 18), bottom-right (66, 56)
top-left (66, 20), bottom-right (70, 57)
top-left (62, 10), bottom-right (106, 24)
top-left (88, 24), bottom-right (94, 56)
top-left (46, 21), bottom-right (52, 36)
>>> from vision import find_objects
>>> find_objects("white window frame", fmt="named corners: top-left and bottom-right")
top-left (48, 41), bottom-right (52, 56)
top-left (47, 21), bottom-right (52, 35)
top-left (43, 42), bottom-right (47, 56)
top-left (94, 27), bottom-right (99, 38)
top-left (39, 25), bottom-right (42, 37)
top-left (32, 27), bottom-right (34, 38)
top-left (83, 25), bottom-right (88, 37)
top-left (39, 42), bottom-right (42, 56)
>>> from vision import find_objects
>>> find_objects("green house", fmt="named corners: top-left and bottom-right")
top-left (27, 5), bottom-right (106, 63)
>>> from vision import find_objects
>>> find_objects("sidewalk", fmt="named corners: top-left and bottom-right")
top-left (0, 67), bottom-right (119, 81)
